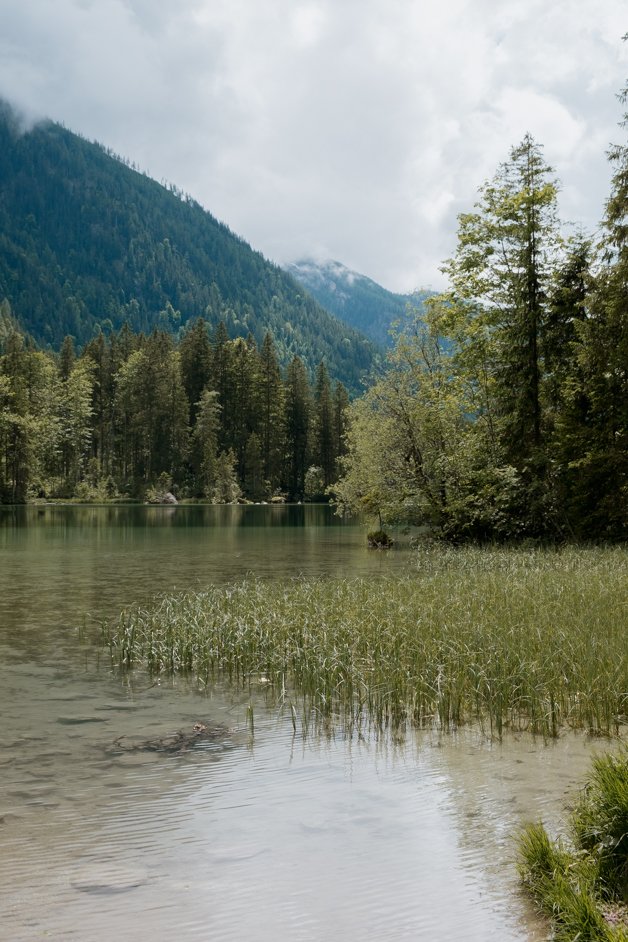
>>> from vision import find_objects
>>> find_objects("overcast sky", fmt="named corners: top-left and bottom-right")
top-left (1, 0), bottom-right (627, 292)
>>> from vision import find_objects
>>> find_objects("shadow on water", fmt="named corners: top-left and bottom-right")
top-left (0, 502), bottom-right (352, 530)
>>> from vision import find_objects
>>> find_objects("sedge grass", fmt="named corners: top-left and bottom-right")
top-left (518, 749), bottom-right (628, 941)
top-left (103, 544), bottom-right (628, 737)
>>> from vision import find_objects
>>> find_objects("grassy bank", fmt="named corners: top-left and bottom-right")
top-left (518, 749), bottom-right (628, 940)
top-left (103, 545), bottom-right (628, 737)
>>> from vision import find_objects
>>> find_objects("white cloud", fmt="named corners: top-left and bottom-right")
top-left (0, 0), bottom-right (627, 292)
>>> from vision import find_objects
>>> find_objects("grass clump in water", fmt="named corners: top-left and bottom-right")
top-left (103, 545), bottom-right (628, 737)
top-left (518, 749), bottom-right (628, 941)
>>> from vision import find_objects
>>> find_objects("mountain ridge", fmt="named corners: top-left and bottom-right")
top-left (0, 100), bottom-right (377, 391)
top-left (285, 257), bottom-right (432, 347)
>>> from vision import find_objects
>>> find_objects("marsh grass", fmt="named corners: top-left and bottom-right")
top-left (518, 750), bottom-right (628, 941)
top-left (103, 544), bottom-right (628, 737)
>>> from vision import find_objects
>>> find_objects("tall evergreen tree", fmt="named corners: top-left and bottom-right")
top-left (192, 388), bottom-right (220, 498)
top-left (441, 135), bottom-right (560, 466)
top-left (57, 358), bottom-right (94, 492)
top-left (332, 381), bottom-right (350, 479)
top-left (227, 336), bottom-right (259, 480)
top-left (257, 331), bottom-right (285, 491)
top-left (313, 361), bottom-right (336, 488)
top-left (432, 135), bottom-right (562, 533)
top-left (211, 320), bottom-right (234, 452)
top-left (567, 82), bottom-right (628, 537)
top-left (180, 318), bottom-right (213, 426)
top-left (59, 335), bottom-right (76, 381)
top-left (244, 432), bottom-right (265, 500)
top-left (284, 355), bottom-right (311, 500)
top-left (83, 330), bottom-right (115, 478)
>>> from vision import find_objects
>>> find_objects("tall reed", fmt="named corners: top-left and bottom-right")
top-left (103, 545), bottom-right (628, 737)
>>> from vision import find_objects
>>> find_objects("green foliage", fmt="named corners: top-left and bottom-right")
top-left (0, 322), bottom-right (351, 504)
top-left (192, 388), bottom-right (220, 498)
top-left (284, 356), bottom-right (312, 499)
top-left (336, 119), bottom-right (628, 541)
top-left (304, 465), bottom-right (325, 501)
top-left (334, 313), bottom-right (474, 531)
top-left (518, 750), bottom-right (628, 941)
top-left (244, 432), bottom-right (265, 501)
top-left (570, 752), bottom-right (628, 896)
top-left (212, 449), bottom-right (241, 504)
top-left (366, 529), bottom-right (393, 548)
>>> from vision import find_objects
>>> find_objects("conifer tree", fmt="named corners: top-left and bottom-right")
top-left (227, 336), bottom-right (259, 479)
top-left (244, 432), bottom-right (265, 500)
top-left (192, 388), bottom-right (220, 498)
top-left (332, 381), bottom-right (350, 478)
top-left (257, 332), bottom-right (285, 491)
top-left (180, 318), bottom-right (212, 425)
top-left (440, 134), bottom-right (560, 469)
top-left (567, 81), bottom-right (628, 536)
top-left (313, 361), bottom-right (336, 488)
top-left (284, 355), bottom-right (311, 499)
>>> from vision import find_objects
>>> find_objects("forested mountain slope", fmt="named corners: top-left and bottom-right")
top-left (285, 258), bottom-right (432, 347)
top-left (0, 101), bottom-right (376, 390)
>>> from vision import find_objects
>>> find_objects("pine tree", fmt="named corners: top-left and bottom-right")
top-left (82, 330), bottom-right (115, 478)
top-left (441, 135), bottom-right (560, 467)
top-left (257, 332), bottom-right (285, 492)
top-left (192, 388), bottom-right (220, 498)
top-left (244, 432), bottom-right (265, 500)
top-left (313, 361), bottom-right (336, 488)
top-left (284, 355), bottom-right (311, 499)
top-left (59, 335), bottom-right (76, 381)
top-left (433, 135), bottom-right (562, 534)
top-left (180, 317), bottom-right (212, 426)
top-left (566, 82), bottom-right (628, 537)
top-left (211, 320), bottom-right (234, 452)
top-left (332, 381), bottom-right (350, 479)
top-left (228, 336), bottom-right (259, 479)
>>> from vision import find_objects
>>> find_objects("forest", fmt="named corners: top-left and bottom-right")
top-left (0, 315), bottom-right (349, 504)
top-left (334, 113), bottom-right (628, 541)
top-left (1, 85), bottom-right (627, 540)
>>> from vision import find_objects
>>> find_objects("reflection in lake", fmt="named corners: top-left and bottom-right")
top-left (0, 505), bottom-right (603, 940)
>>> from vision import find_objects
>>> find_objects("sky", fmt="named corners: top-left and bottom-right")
top-left (1, 0), bottom-right (627, 293)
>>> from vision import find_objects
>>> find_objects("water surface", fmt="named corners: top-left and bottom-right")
top-left (0, 505), bottom-right (605, 940)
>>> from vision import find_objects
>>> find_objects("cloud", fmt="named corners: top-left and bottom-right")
top-left (1, 0), bottom-right (627, 291)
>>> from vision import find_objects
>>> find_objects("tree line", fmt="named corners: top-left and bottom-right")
top-left (0, 315), bottom-right (349, 504)
top-left (334, 90), bottom-right (628, 541)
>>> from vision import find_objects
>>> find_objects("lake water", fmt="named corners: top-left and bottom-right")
top-left (0, 505), bottom-right (605, 940)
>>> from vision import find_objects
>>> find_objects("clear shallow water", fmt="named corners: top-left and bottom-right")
top-left (0, 505), bottom-right (608, 940)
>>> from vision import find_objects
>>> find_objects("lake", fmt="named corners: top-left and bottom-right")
top-left (0, 504), bottom-right (602, 940)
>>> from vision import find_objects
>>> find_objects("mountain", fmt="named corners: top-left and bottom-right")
top-left (285, 258), bottom-right (432, 347)
top-left (0, 101), bottom-right (376, 391)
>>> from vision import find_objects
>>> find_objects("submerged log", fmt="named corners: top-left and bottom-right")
top-left (110, 721), bottom-right (228, 755)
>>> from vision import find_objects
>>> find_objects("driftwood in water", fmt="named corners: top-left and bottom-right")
top-left (111, 722), bottom-right (228, 755)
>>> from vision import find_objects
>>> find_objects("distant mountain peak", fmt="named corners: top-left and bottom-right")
top-left (285, 258), bottom-right (432, 347)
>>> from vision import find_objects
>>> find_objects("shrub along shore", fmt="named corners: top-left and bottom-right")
top-left (518, 749), bottom-right (628, 941)
top-left (103, 544), bottom-right (628, 738)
